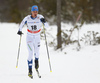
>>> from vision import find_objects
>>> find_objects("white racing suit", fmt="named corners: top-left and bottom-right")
top-left (18, 14), bottom-right (49, 69)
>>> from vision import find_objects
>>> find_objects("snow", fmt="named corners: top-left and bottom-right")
top-left (0, 23), bottom-right (100, 83)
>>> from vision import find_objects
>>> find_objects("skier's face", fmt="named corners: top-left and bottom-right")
top-left (31, 11), bottom-right (38, 18)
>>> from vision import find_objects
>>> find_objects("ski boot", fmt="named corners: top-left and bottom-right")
top-left (35, 59), bottom-right (39, 70)
top-left (28, 68), bottom-right (33, 79)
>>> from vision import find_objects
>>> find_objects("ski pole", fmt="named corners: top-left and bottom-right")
top-left (16, 35), bottom-right (22, 68)
top-left (42, 23), bottom-right (52, 72)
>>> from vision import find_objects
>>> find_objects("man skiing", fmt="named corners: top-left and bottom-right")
top-left (17, 5), bottom-right (49, 78)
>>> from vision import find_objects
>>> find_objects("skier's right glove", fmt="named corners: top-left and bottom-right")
top-left (17, 31), bottom-right (23, 35)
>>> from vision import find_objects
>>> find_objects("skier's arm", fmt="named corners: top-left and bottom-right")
top-left (19, 17), bottom-right (27, 31)
top-left (17, 17), bottom-right (27, 35)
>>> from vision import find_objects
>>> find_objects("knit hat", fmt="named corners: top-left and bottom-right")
top-left (31, 5), bottom-right (38, 11)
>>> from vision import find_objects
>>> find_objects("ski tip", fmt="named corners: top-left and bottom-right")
top-left (50, 71), bottom-right (52, 72)
top-left (16, 66), bottom-right (18, 68)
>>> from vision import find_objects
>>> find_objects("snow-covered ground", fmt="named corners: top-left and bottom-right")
top-left (0, 23), bottom-right (100, 83)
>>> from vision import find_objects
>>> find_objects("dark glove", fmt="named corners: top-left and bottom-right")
top-left (17, 31), bottom-right (23, 35)
top-left (40, 18), bottom-right (46, 23)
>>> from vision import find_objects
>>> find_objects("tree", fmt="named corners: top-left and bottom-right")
top-left (0, 0), bottom-right (100, 23)
top-left (9, 0), bottom-right (21, 23)
top-left (57, 0), bottom-right (62, 49)
top-left (0, 0), bottom-right (10, 22)
top-left (92, 0), bottom-right (100, 22)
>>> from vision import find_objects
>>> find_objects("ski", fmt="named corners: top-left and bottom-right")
top-left (35, 69), bottom-right (41, 78)
top-left (28, 73), bottom-right (33, 79)
top-left (28, 75), bottom-right (33, 79)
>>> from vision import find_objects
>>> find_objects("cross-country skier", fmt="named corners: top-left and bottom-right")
top-left (17, 5), bottom-right (49, 78)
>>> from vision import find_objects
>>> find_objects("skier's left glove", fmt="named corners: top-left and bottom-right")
top-left (40, 18), bottom-right (46, 23)
top-left (17, 31), bottom-right (23, 35)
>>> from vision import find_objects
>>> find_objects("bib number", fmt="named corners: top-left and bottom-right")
top-left (31, 25), bottom-right (37, 31)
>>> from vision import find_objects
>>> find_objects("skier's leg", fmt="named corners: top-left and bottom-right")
top-left (26, 35), bottom-right (34, 77)
top-left (34, 35), bottom-right (40, 69)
